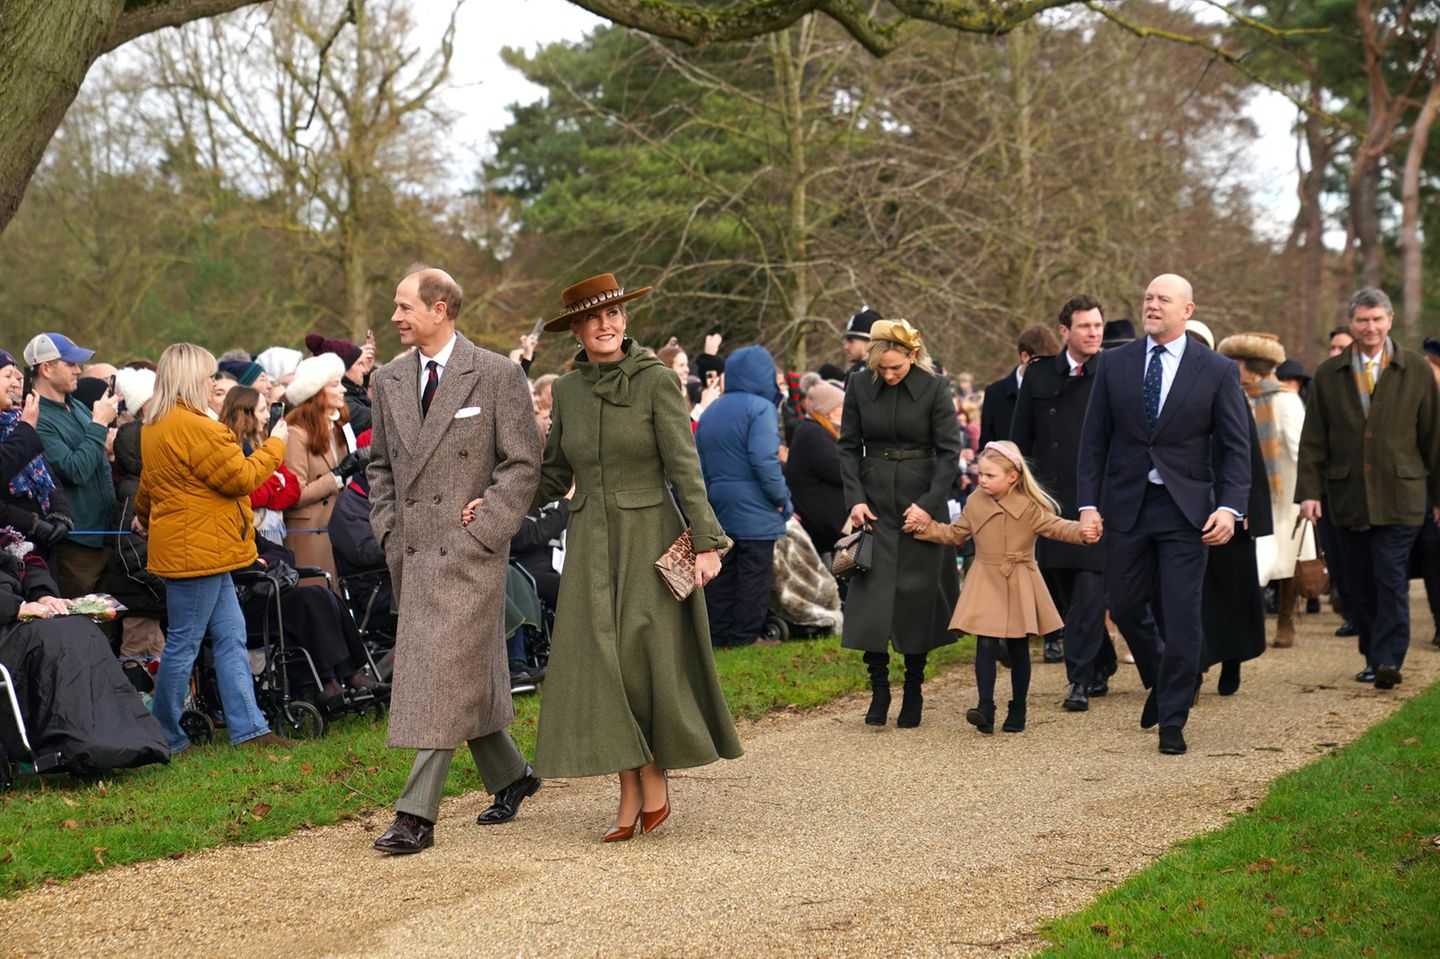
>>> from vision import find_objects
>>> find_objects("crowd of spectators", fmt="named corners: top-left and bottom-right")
top-left (4, 281), bottom-right (1438, 779)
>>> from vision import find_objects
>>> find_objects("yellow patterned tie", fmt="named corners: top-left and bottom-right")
top-left (1366, 361), bottom-right (1375, 394)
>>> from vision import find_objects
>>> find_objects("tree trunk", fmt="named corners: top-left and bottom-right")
top-left (1282, 76), bottom-right (1333, 367)
top-left (1401, 39), bottom-right (1440, 339)
top-left (0, 3), bottom-right (122, 233)
top-left (0, 0), bottom-right (264, 235)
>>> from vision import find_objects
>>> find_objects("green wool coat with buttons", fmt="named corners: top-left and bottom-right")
top-left (838, 365), bottom-right (963, 655)
top-left (533, 341), bottom-right (743, 779)
top-left (1295, 340), bottom-right (1440, 528)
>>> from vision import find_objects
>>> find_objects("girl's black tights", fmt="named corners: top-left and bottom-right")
top-left (975, 636), bottom-right (1031, 705)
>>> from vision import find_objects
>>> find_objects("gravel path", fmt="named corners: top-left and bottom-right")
top-left (2, 601), bottom-right (1436, 958)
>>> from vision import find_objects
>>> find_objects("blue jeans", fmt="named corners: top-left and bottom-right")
top-left (156, 572), bottom-right (270, 751)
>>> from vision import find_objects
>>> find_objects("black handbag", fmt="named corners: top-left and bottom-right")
top-left (831, 526), bottom-right (874, 581)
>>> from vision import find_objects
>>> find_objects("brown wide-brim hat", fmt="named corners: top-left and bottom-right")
top-left (1217, 332), bottom-right (1286, 368)
top-left (544, 273), bottom-right (653, 332)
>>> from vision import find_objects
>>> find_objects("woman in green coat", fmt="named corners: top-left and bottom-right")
top-left (839, 319), bottom-right (963, 729)
top-left (533, 273), bottom-right (743, 843)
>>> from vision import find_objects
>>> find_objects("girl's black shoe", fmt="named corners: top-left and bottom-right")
top-left (1001, 700), bottom-right (1026, 733)
top-left (965, 702), bottom-right (995, 734)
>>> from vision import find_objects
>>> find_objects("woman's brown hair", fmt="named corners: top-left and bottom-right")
top-left (286, 390), bottom-right (349, 457)
top-left (219, 386), bottom-right (264, 448)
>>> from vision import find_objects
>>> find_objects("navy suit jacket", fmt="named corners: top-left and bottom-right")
top-left (1076, 337), bottom-right (1251, 533)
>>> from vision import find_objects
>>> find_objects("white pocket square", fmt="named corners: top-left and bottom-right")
top-left (454, 406), bottom-right (483, 419)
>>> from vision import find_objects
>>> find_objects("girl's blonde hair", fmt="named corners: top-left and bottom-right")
top-left (146, 343), bottom-right (216, 425)
top-left (978, 440), bottom-right (1060, 514)
top-left (867, 337), bottom-right (936, 377)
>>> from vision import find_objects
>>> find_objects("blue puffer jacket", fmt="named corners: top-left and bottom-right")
top-left (695, 346), bottom-right (793, 541)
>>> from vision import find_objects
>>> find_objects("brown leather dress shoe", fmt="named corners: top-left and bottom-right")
top-left (373, 812), bottom-right (434, 854)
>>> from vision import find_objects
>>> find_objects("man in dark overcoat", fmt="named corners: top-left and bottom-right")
top-left (1076, 274), bottom-right (1251, 756)
top-left (1296, 287), bottom-right (1440, 691)
top-left (1011, 295), bottom-right (1115, 709)
top-left (978, 326), bottom-right (1061, 448)
top-left (367, 265), bottom-right (543, 854)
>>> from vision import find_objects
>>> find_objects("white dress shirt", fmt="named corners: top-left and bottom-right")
top-left (1359, 349), bottom-right (1383, 389)
top-left (1065, 350), bottom-right (1087, 376)
top-left (418, 333), bottom-right (458, 402)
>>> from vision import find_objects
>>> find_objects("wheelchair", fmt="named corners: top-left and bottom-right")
top-left (235, 564), bottom-right (387, 739)
top-left (336, 560), bottom-right (552, 697)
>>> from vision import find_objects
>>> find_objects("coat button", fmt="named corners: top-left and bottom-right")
top-left (459, 450), bottom-right (468, 458)
top-left (1051, 441), bottom-right (1060, 450)
top-left (1364, 463), bottom-right (1372, 472)
top-left (1048, 408), bottom-right (1056, 415)
top-left (406, 546), bottom-right (417, 555)
top-left (439, 547), bottom-right (447, 556)
top-left (406, 498), bottom-right (416, 507)
top-left (433, 494), bottom-right (442, 504)
top-left (1364, 430), bottom-right (1373, 438)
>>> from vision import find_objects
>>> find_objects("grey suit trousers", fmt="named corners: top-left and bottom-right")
top-left (395, 731), bottom-right (527, 823)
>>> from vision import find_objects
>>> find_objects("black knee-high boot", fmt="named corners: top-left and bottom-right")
top-left (897, 654), bottom-right (926, 728)
top-left (862, 651), bottom-right (890, 726)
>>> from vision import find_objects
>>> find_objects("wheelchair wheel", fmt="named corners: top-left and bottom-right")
top-left (762, 615), bottom-right (790, 644)
top-left (179, 708), bottom-right (215, 745)
top-left (280, 700), bottom-right (326, 739)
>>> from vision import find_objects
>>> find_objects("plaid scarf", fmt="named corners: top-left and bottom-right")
top-left (0, 409), bottom-right (57, 512)
top-left (1350, 338), bottom-right (1394, 418)
top-left (1245, 378), bottom-right (1285, 498)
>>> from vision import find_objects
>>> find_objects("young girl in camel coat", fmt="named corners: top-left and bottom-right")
top-left (907, 441), bottom-right (1098, 733)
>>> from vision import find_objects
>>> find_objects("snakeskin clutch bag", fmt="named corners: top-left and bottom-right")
top-left (655, 529), bottom-right (732, 601)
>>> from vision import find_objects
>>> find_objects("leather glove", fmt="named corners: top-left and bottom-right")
top-left (31, 516), bottom-right (69, 548)
top-left (331, 447), bottom-right (372, 482)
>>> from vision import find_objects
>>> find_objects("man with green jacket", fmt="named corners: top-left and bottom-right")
top-left (23, 332), bottom-right (118, 598)
top-left (1296, 288), bottom-right (1440, 691)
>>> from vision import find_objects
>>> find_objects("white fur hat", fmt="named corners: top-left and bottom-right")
top-left (113, 368), bottom-right (156, 414)
top-left (285, 352), bottom-right (345, 407)
top-left (255, 346), bottom-right (303, 382)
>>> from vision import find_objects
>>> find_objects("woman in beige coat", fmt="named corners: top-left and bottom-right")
top-left (909, 441), bottom-right (1095, 734)
top-left (282, 353), bottom-right (358, 585)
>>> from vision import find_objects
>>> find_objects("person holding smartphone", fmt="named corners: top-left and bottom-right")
top-left (23, 333), bottom-right (114, 599)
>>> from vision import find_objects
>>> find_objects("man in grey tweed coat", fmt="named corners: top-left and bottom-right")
top-left (367, 265), bottom-right (543, 854)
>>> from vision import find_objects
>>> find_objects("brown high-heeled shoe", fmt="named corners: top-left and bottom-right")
top-left (640, 771), bottom-right (670, 834)
top-left (602, 812), bottom-right (641, 843)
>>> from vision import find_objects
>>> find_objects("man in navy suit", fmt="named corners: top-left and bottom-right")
top-left (1076, 274), bottom-right (1251, 755)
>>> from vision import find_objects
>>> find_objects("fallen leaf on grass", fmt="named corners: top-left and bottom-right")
top-left (251, 802), bottom-right (272, 821)
top-left (92, 846), bottom-right (106, 867)
top-left (300, 763), bottom-right (313, 773)
top-left (1089, 923), bottom-right (1109, 936)
top-left (1401, 736), bottom-right (1418, 745)
top-left (1247, 857), bottom-right (1276, 874)
top-left (61, 797), bottom-right (79, 807)
top-left (60, 819), bottom-right (80, 830)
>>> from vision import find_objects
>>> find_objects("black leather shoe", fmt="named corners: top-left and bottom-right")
top-left (373, 812), bottom-right (434, 854)
top-left (1355, 667), bottom-right (1376, 683)
top-left (1217, 660), bottom-right (1241, 696)
top-left (1158, 725), bottom-right (1187, 755)
top-left (1374, 665), bottom-right (1402, 690)
top-left (477, 766), bottom-right (541, 825)
top-left (1063, 683), bottom-right (1089, 712)
top-left (1043, 638), bottom-right (1064, 663)
top-left (1087, 678), bottom-right (1109, 697)
top-left (1335, 620), bottom-right (1358, 638)
top-left (1432, 628), bottom-right (1440, 647)
top-left (1001, 700), bottom-right (1026, 732)
top-left (1140, 689), bottom-right (1159, 729)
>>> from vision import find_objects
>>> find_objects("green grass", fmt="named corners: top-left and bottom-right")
top-left (1038, 678), bottom-right (1440, 958)
top-left (0, 634), bottom-right (970, 897)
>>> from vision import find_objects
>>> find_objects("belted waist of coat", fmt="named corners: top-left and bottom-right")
top-left (864, 447), bottom-right (936, 461)
top-left (976, 552), bottom-right (1037, 577)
